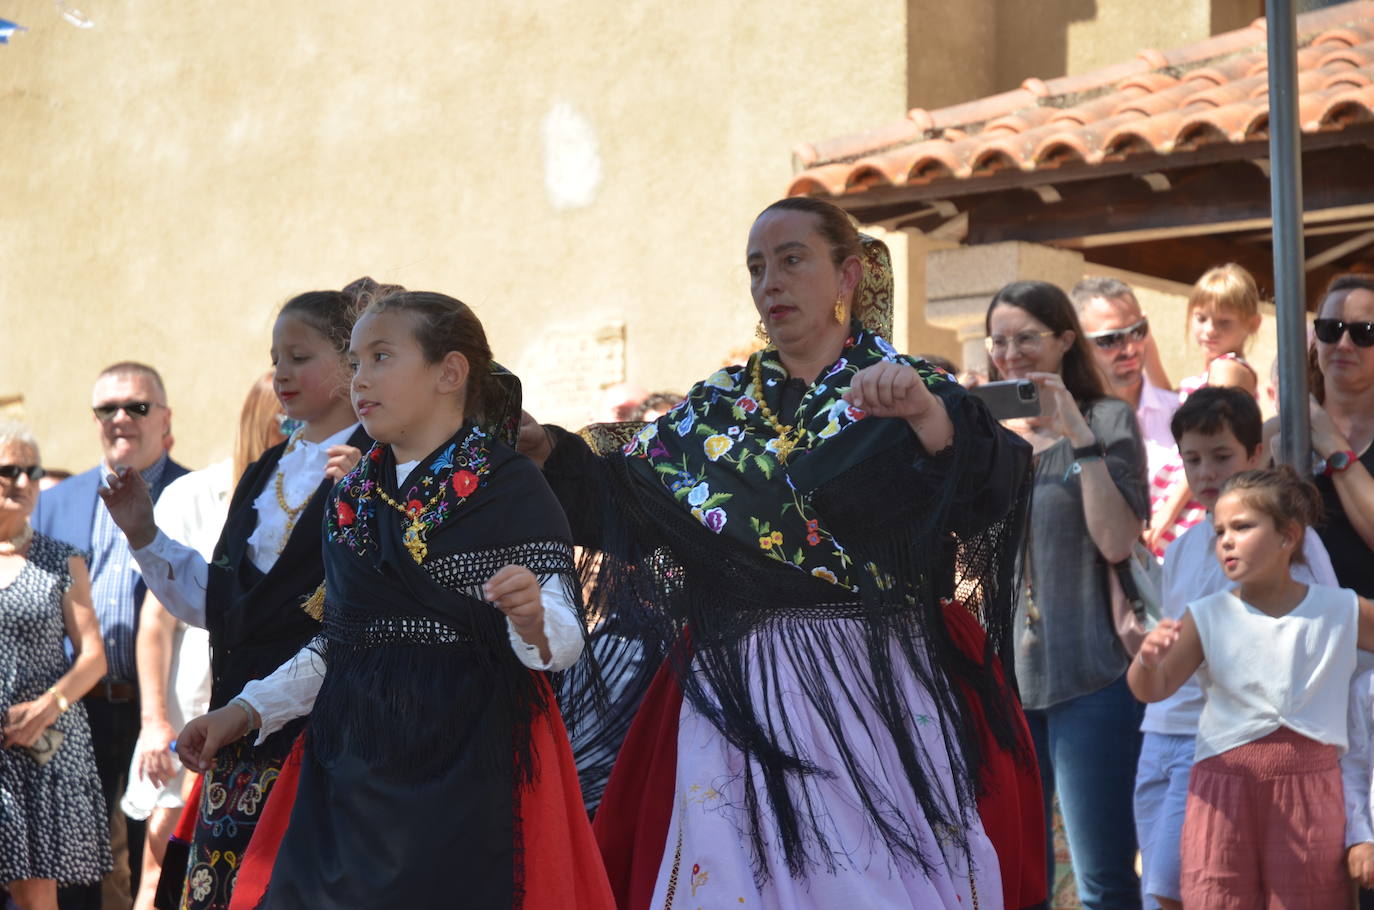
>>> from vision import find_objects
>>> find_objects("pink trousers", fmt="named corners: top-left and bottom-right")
top-left (1180, 727), bottom-right (1348, 910)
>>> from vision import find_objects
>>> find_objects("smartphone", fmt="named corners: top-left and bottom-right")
top-left (968, 379), bottom-right (1041, 420)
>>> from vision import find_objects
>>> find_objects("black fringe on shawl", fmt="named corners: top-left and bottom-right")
top-left (305, 531), bottom-right (586, 789)
top-left (555, 397), bottom-right (1033, 883)
top-left (560, 603), bottom-right (662, 814)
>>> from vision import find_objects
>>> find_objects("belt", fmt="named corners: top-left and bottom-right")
top-left (83, 680), bottom-right (137, 703)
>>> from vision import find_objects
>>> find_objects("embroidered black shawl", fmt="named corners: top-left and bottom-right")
top-left (263, 423), bottom-right (586, 909)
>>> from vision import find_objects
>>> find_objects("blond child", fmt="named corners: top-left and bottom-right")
top-left (1147, 264), bottom-right (1264, 556)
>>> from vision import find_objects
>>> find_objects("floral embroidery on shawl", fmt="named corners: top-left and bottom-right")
top-left (620, 326), bottom-right (955, 590)
top-left (326, 427), bottom-right (492, 558)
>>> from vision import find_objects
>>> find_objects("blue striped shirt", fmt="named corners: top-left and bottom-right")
top-left (88, 454), bottom-right (167, 682)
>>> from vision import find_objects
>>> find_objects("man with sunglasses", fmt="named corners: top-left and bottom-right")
top-left (1072, 278), bottom-right (1181, 497)
top-left (32, 361), bottom-right (188, 910)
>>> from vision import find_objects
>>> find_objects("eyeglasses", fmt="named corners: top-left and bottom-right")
top-left (1313, 318), bottom-right (1374, 347)
top-left (92, 401), bottom-right (158, 421)
top-left (985, 330), bottom-right (1057, 355)
top-left (0, 465), bottom-right (45, 482)
top-left (1084, 317), bottom-right (1150, 351)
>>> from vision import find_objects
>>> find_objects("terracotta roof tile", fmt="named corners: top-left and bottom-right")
top-left (789, 1), bottom-right (1374, 200)
top-left (1319, 82), bottom-right (1374, 124)
top-left (984, 107), bottom-right (1060, 137)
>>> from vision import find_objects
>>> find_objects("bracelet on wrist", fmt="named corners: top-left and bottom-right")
top-left (1071, 440), bottom-right (1106, 461)
top-left (229, 697), bottom-right (259, 731)
top-left (47, 686), bottom-right (69, 713)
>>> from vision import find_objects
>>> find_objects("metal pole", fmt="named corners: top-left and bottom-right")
top-left (1267, 0), bottom-right (1310, 468)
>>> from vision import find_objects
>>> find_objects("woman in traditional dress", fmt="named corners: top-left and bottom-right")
top-left (98, 285), bottom-right (375, 909)
top-left (174, 290), bottom-right (615, 909)
top-left (524, 197), bottom-right (1044, 909)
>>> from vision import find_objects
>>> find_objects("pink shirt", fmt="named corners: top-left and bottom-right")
top-left (1135, 373), bottom-right (1182, 487)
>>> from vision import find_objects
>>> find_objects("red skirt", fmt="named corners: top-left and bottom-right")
top-left (228, 700), bottom-right (613, 910)
top-left (1180, 727), bottom-right (1346, 910)
top-left (592, 604), bottom-right (1047, 910)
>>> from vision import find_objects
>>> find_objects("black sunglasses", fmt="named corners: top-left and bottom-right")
top-left (1313, 318), bottom-right (1374, 347)
top-left (92, 400), bottom-right (157, 421)
top-left (1084, 317), bottom-right (1150, 351)
top-left (0, 465), bottom-right (45, 482)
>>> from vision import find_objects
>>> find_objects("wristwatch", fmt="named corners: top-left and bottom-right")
top-left (1322, 449), bottom-right (1359, 476)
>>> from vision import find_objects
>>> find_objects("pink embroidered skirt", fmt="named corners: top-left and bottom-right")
top-left (1180, 727), bottom-right (1347, 910)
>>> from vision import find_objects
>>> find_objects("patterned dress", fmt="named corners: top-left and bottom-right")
top-left (0, 533), bottom-right (111, 885)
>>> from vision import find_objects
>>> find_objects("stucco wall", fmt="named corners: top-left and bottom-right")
top-left (907, 0), bottom-right (1261, 109)
top-left (2, 0), bottom-right (910, 470)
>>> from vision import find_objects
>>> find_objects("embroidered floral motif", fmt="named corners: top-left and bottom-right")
top-left (326, 426), bottom-right (492, 558)
top-left (704, 369), bottom-right (738, 391)
top-left (189, 867), bottom-right (213, 902)
top-left (702, 508), bottom-right (727, 533)
top-left (452, 469), bottom-right (479, 497)
top-left (691, 862), bottom-right (710, 896)
top-left (704, 434), bottom-right (733, 461)
top-left (185, 741), bottom-right (286, 909)
top-left (623, 328), bottom-right (949, 591)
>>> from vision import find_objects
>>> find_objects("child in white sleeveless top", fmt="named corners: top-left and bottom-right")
top-left (1133, 388), bottom-right (1338, 910)
top-left (1129, 466), bottom-right (1374, 909)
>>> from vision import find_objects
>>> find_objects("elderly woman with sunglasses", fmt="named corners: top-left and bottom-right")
top-left (984, 281), bottom-right (1150, 910)
top-left (1303, 274), bottom-right (1374, 599)
top-left (0, 423), bottom-right (111, 910)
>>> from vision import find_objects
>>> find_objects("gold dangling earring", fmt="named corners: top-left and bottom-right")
top-left (834, 296), bottom-right (846, 325)
top-left (755, 321), bottom-right (770, 342)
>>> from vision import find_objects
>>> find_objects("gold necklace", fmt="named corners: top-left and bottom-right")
top-left (0, 523), bottom-right (33, 556)
top-left (273, 436), bottom-right (311, 553)
top-left (750, 353), bottom-right (805, 463)
top-left (373, 482), bottom-right (448, 565)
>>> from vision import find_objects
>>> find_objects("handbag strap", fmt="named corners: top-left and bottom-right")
top-left (1110, 554), bottom-right (1147, 621)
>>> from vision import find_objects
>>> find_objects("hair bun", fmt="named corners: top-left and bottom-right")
top-left (342, 276), bottom-right (406, 313)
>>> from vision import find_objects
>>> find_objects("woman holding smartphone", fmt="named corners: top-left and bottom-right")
top-left (984, 280), bottom-right (1149, 910)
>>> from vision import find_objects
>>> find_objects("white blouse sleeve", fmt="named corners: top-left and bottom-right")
top-left (130, 530), bottom-right (210, 628)
top-left (505, 575), bottom-right (584, 672)
top-left (237, 641), bottom-right (328, 746)
top-left (1343, 668), bottom-right (1374, 847)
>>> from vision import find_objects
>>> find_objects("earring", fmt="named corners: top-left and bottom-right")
top-left (755, 321), bottom-right (770, 342)
top-left (834, 297), bottom-right (846, 325)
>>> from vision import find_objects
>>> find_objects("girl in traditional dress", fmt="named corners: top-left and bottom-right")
top-left (99, 284), bottom-right (376, 909)
top-left (176, 290), bottom-right (614, 909)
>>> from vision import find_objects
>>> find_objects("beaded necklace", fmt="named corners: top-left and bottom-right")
top-left (0, 523), bottom-right (33, 556)
top-left (272, 435), bottom-right (312, 553)
top-left (362, 431), bottom-right (491, 565)
top-left (374, 482), bottom-right (447, 564)
top-left (749, 353), bottom-right (808, 464)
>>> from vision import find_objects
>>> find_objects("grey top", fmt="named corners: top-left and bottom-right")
top-left (1014, 397), bottom-right (1150, 711)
